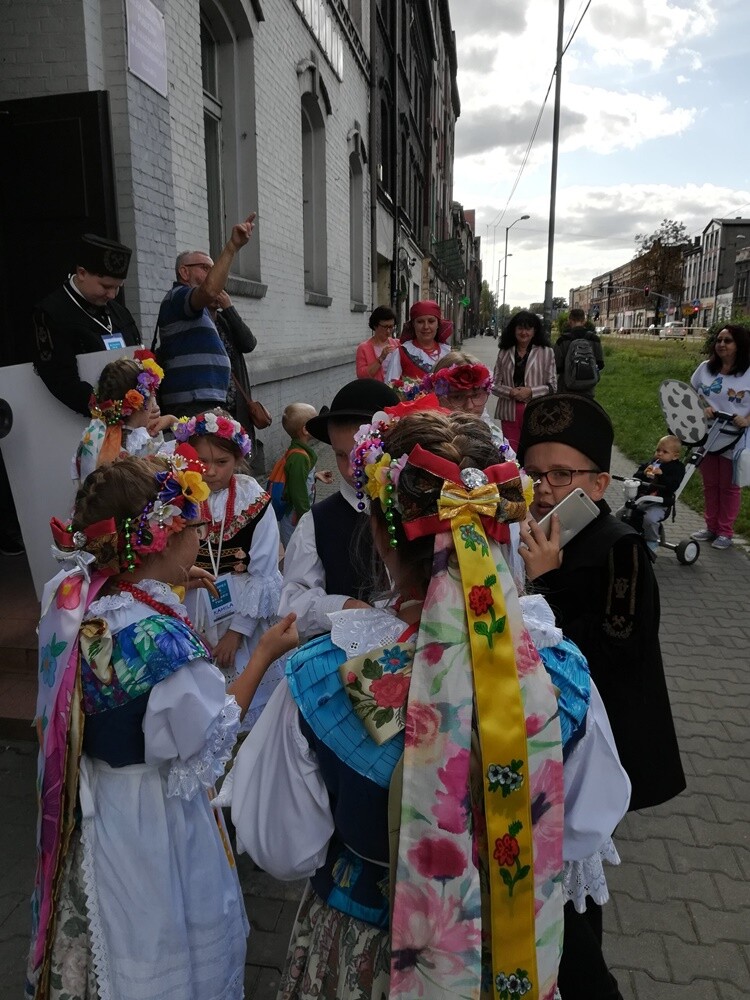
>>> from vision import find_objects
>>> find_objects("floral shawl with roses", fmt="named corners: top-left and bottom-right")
top-left (389, 533), bottom-right (564, 1000)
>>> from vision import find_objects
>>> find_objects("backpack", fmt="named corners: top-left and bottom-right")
top-left (266, 447), bottom-right (308, 519)
top-left (564, 336), bottom-right (600, 392)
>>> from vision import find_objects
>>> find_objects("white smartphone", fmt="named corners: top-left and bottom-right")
top-left (535, 488), bottom-right (600, 548)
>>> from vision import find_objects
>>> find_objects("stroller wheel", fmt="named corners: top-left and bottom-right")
top-left (675, 539), bottom-right (699, 565)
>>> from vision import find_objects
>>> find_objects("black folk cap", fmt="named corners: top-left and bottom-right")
top-left (306, 379), bottom-right (400, 445)
top-left (517, 393), bottom-right (614, 473)
top-left (77, 234), bottom-right (132, 279)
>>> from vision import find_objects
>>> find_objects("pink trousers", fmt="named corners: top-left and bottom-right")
top-left (502, 402), bottom-right (527, 453)
top-left (699, 452), bottom-right (741, 537)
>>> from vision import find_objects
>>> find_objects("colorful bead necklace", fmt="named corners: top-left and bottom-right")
top-left (116, 581), bottom-right (196, 630)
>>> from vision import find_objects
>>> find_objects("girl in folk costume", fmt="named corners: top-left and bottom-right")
top-left (26, 450), bottom-right (298, 1000)
top-left (74, 351), bottom-right (177, 483)
top-left (226, 402), bottom-right (629, 1000)
top-left (176, 409), bottom-right (285, 729)
top-left (382, 299), bottom-right (453, 383)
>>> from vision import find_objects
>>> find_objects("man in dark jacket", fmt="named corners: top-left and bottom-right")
top-left (32, 235), bottom-right (142, 415)
top-left (554, 307), bottom-right (604, 396)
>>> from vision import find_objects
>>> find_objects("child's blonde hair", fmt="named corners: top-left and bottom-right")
top-left (658, 434), bottom-right (682, 456)
top-left (282, 403), bottom-right (317, 439)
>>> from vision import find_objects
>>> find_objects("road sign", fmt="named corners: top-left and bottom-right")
top-left (692, 298), bottom-right (701, 307)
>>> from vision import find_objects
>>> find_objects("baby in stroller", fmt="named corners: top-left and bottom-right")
top-left (630, 434), bottom-right (685, 553)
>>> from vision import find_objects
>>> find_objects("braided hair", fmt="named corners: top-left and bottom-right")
top-left (372, 411), bottom-right (501, 593)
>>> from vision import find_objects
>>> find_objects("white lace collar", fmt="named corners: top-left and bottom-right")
top-left (328, 607), bottom-right (406, 658)
top-left (87, 579), bottom-right (185, 617)
top-left (519, 594), bottom-right (563, 649)
top-left (205, 474), bottom-right (265, 518)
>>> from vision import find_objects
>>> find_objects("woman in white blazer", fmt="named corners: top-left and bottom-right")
top-left (492, 310), bottom-right (557, 451)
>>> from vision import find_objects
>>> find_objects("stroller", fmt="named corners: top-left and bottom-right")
top-left (617, 380), bottom-right (743, 566)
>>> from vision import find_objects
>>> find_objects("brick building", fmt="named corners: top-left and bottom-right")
top-left (0, 0), bottom-right (375, 458)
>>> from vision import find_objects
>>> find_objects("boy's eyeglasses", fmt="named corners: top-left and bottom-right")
top-left (526, 469), bottom-right (599, 487)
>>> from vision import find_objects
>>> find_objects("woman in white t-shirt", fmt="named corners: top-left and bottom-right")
top-left (690, 325), bottom-right (750, 549)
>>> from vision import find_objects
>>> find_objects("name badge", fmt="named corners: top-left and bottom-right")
top-left (102, 333), bottom-right (127, 350)
top-left (202, 576), bottom-right (235, 624)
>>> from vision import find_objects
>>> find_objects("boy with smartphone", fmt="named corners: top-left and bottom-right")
top-left (517, 394), bottom-right (685, 1000)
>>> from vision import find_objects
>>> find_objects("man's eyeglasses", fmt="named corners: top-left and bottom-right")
top-left (184, 262), bottom-right (212, 270)
top-left (526, 469), bottom-right (599, 487)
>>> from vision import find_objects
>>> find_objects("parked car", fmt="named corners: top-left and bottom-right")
top-left (659, 321), bottom-right (686, 340)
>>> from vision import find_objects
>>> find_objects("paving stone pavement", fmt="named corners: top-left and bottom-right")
top-left (1, 350), bottom-right (749, 998)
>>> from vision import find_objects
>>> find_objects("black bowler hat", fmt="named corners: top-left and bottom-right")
top-left (306, 379), bottom-right (399, 444)
top-left (517, 394), bottom-right (614, 472)
top-left (77, 234), bottom-right (132, 279)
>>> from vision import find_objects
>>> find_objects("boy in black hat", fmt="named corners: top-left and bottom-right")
top-left (517, 394), bottom-right (685, 1000)
top-left (33, 234), bottom-right (141, 414)
top-left (279, 378), bottom-right (398, 640)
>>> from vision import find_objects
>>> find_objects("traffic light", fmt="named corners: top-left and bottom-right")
top-left (644, 285), bottom-right (650, 298)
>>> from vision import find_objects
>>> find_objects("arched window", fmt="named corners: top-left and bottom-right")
top-left (349, 151), bottom-right (364, 304)
top-left (301, 92), bottom-right (328, 296)
top-left (199, 0), bottom-right (261, 288)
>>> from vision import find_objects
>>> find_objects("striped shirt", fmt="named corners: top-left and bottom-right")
top-left (157, 283), bottom-right (230, 409)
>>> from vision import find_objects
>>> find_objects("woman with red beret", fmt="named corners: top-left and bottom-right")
top-left (382, 300), bottom-right (452, 383)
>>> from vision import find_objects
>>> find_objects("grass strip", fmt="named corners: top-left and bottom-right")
top-left (596, 337), bottom-right (750, 538)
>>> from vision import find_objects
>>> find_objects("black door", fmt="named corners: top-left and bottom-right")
top-left (0, 91), bottom-right (118, 365)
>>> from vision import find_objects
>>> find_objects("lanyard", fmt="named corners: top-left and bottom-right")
top-left (64, 279), bottom-right (114, 334)
top-left (205, 496), bottom-right (228, 576)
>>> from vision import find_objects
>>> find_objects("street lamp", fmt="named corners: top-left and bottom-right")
top-left (501, 215), bottom-right (530, 326)
top-left (495, 254), bottom-right (511, 329)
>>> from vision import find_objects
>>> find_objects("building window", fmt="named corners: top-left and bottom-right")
top-left (200, 1), bottom-right (261, 285)
top-left (379, 97), bottom-right (392, 195)
top-left (349, 148), bottom-right (364, 303)
top-left (301, 92), bottom-right (328, 295)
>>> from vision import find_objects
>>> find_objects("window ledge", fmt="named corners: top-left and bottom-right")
top-left (305, 291), bottom-right (332, 307)
top-left (226, 276), bottom-right (267, 299)
top-left (350, 301), bottom-right (368, 313)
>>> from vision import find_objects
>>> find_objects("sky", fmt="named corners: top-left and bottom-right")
top-left (450, 0), bottom-right (750, 309)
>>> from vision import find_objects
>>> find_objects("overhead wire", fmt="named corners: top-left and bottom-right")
top-left (485, 0), bottom-right (593, 238)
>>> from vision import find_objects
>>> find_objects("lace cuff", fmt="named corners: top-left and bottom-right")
top-left (233, 571), bottom-right (283, 621)
top-left (562, 838), bottom-right (621, 913)
top-left (166, 696), bottom-right (241, 800)
top-left (329, 607), bottom-right (406, 657)
top-left (519, 593), bottom-right (563, 649)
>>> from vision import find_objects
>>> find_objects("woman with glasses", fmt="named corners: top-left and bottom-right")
top-left (356, 306), bottom-right (400, 381)
top-left (689, 325), bottom-right (750, 550)
top-left (492, 310), bottom-right (556, 451)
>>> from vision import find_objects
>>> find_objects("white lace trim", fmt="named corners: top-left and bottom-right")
top-left (166, 696), bottom-right (241, 800)
top-left (86, 579), bottom-right (185, 617)
top-left (232, 570), bottom-right (283, 620)
top-left (206, 474), bottom-right (266, 519)
top-left (519, 593), bottom-right (563, 649)
top-left (562, 838), bottom-right (621, 913)
top-left (81, 816), bottom-right (115, 1000)
top-left (328, 607), bottom-right (406, 657)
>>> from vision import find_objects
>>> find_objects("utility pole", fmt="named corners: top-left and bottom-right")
top-left (543, 0), bottom-right (565, 330)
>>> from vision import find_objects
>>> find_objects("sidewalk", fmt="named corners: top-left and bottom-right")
top-left (1, 360), bottom-right (749, 997)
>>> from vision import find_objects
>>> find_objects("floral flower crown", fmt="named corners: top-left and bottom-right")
top-left (351, 399), bottom-right (532, 548)
top-left (429, 363), bottom-right (494, 397)
top-left (172, 409), bottom-right (252, 457)
top-left (51, 445), bottom-right (210, 574)
top-left (90, 350), bottom-right (164, 426)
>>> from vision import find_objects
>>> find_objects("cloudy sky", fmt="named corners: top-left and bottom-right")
top-left (451, 0), bottom-right (750, 309)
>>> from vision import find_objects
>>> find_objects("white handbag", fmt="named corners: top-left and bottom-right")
top-left (732, 428), bottom-right (750, 487)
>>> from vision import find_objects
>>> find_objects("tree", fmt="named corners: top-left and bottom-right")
top-left (479, 280), bottom-right (496, 328)
top-left (632, 219), bottom-right (690, 323)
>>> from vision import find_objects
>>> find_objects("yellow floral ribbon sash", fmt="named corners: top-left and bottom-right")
top-left (448, 506), bottom-right (539, 1000)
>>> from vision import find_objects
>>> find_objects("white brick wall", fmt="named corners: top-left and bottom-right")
top-left (1, 0), bottom-right (373, 463)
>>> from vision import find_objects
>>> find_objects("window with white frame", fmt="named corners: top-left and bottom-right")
top-left (301, 92), bottom-right (328, 296)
